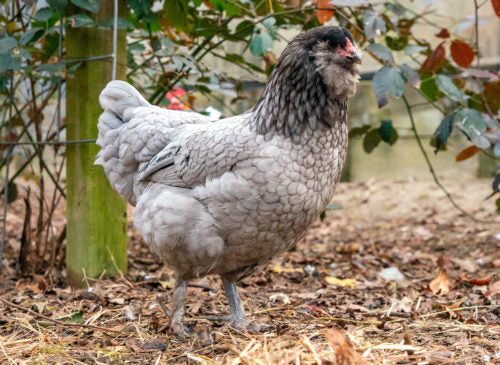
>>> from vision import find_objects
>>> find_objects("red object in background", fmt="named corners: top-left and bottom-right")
top-left (166, 88), bottom-right (187, 110)
top-left (166, 88), bottom-right (186, 100)
top-left (317, 0), bottom-right (334, 24)
top-left (450, 40), bottom-right (474, 68)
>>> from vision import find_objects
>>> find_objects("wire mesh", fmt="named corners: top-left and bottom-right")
top-left (0, 1), bottom-right (120, 272)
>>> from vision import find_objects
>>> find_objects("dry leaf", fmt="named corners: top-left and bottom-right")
top-left (325, 276), bottom-right (357, 288)
top-left (269, 264), bottom-right (301, 274)
top-left (420, 42), bottom-right (445, 74)
top-left (462, 274), bottom-right (492, 286)
top-left (317, 0), bottom-right (334, 24)
top-left (485, 281), bottom-right (500, 297)
top-left (456, 145), bottom-right (480, 162)
top-left (429, 268), bottom-right (450, 295)
top-left (449, 299), bottom-right (467, 310)
top-left (492, 0), bottom-right (500, 17)
top-left (324, 329), bottom-right (368, 365)
top-left (435, 29), bottom-right (450, 38)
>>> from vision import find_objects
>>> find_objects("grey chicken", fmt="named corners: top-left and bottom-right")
top-left (96, 26), bottom-right (361, 336)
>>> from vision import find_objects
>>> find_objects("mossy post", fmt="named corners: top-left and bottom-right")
top-left (66, 1), bottom-right (127, 287)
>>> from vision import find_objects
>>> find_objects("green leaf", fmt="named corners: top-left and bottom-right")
top-left (98, 17), bottom-right (134, 30)
top-left (363, 128), bottom-right (382, 153)
top-left (20, 48), bottom-right (32, 60)
top-left (67, 14), bottom-right (94, 27)
top-left (0, 37), bottom-right (17, 53)
top-left (129, 0), bottom-right (154, 19)
top-left (0, 52), bottom-right (21, 72)
top-left (404, 44), bottom-right (427, 55)
top-left (34, 7), bottom-right (54, 22)
top-left (70, 0), bottom-right (99, 13)
top-left (209, 0), bottom-right (242, 16)
top-left (379, 120), bottom-right (398, 145)
top-left (262, 17), bottom-right (276, 29)
top-left (433, 113), bottom-right (455, 153)
top-left (435, 74), bottom-right (465, 103)
top-left (385, 3), bottom-right (405, 15)
top-left (163, 0), bottom-right (188, 30)
top-left (385, 36), bottom-right (408, 51)
top-left (20, 28), bottom-right (45, 46)
top-left (40, 33), bottom-right (60, 61)
top-left (363, 9), bottom-right (386, 40)
top-left (234, 20), bottom-right (254, 39)
top-left (250, 33), bottom-right (273, 56)
top-left (454, 108), bottom-right (486, 139)
top-left (399, 63), bottom-right (421, 88)
top-left (366, 43), bottom-right (394, 62)
top-left (372, 66), bottom-right (405, 108)
top-left (0, 76), bottom-right (7, 91)
top-left (47, 0), bottom-right (68, 10)
top-left (420, 74), bottom-right (438, 102)
top-left (58, 310), bottom-right (83, 323)
top-left (38, 63), bottom-right (63, 73)
top-left (349, 124), bottom-right (371, 138)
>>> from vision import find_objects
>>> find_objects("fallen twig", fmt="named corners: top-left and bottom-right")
top-left (0, 298), bottom-right (121, 334)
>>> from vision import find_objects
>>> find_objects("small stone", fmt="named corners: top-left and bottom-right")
top-left (378, 267), bottom-right (406, 281)
top-left (304, 264), bottom-right (316, 275)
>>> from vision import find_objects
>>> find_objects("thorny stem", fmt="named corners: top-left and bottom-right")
top-left (402, 95), bottom-right (492, 224)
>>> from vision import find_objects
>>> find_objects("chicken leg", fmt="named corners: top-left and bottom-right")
top-left (221, 276), bottom-right (247, 330)
top-left (206, 276), bottom-right (272, 332)
top-left (169, 277), bottom-right (190, 337)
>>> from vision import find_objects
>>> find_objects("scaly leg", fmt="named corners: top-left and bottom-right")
top-left (205, 276), bottom-right (273, 333)
top-left (221, 276), bottom-right (247, 330)
top-left (168, 277), bottom-right (190, 337)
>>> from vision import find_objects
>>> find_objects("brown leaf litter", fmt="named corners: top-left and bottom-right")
top-left (0, 177), bottom-right (499, 364)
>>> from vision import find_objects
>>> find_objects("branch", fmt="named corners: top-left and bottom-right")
top-left (402, 95), bottom-right (492, 224)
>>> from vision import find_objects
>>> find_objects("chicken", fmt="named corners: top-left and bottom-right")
top-left (95, 26), bottom-right (361, 336)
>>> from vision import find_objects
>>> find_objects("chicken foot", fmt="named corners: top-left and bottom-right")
top-left (206, 276), bottom-right (272, 333)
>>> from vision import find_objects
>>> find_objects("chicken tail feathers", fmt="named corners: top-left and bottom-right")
top-left (99, 80), bottom-right (150, 123)
top-left (95, 81), bottom-right (150, 205)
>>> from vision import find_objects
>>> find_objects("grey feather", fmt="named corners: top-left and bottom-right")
top-left (95, 26), bottom-right (360, 289)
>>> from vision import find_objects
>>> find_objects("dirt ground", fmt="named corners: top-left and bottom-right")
top-left (0, 177), bottom-right (499, 364)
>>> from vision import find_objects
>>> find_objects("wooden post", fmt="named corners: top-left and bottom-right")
top-left (66, 1), bottom-right (127, 287)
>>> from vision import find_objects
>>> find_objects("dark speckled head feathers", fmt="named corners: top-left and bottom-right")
top-left (252, 26), bottom-right (361, 138)
top-left (297, 26), bottom-right (354, 51)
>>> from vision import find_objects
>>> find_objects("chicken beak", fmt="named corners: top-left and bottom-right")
top-left (351, 53), bottom-right (361, 64)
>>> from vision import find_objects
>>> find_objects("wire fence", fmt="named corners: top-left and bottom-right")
top-left (0, 0), bottom-right (119, 273)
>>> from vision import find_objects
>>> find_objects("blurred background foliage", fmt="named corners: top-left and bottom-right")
top-left (1, 0), bottom-right (500, 275)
